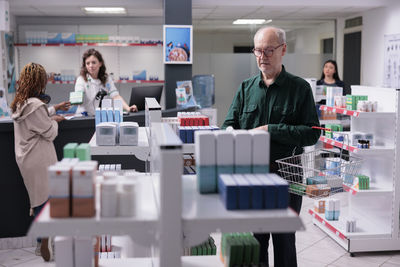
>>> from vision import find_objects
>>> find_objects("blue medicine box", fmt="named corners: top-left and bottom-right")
top-left (256, 174), bottom-right (276, 209)
top-left (218, 174), bottom-right (237, 210)
top-left (267, 173), bottom-right (289, 209)
top-left (244, 174), bottom-right (263, 209)
top-left (178, 126), bottom-right (186, 143)
top-left (101, 109), bottom-right (107, 123)
top-left (232, 174), bottom-right (251, 210)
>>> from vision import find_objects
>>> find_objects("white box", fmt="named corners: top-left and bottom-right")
top-left (55, 236), bottom-right (74, 267)
top-left (214, 130), bottom-right (234, 165)
top-left (72, 165), bottom-right (95, 197)
top-left (250, 130), bottom-right (270, 165)
top-left (74, 237), bottom-right (94, 267)
top-left (101, 99), bottom-right (112, 109)
top-left (194, 131), bottom-right (216, 166)
top-left (234, 130), bottom-right (252, 165)
top-left (48, 165), bottom-right (70, 197)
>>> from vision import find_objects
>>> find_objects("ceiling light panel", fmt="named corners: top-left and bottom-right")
top-left (83, 7), bottom-right (127, 14)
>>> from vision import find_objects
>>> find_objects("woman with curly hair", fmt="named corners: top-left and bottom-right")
top-left (11, 62), bottom-right (68, 262)
top-left (75, 48), bottom-right (137, 115)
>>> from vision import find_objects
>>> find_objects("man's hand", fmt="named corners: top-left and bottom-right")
top-left (254, 125), bottom-right (268, 131)
top-left (129, 105), bottom-right (138, 112)
top-left (51, 115), bottom-right (65, 122)
top-left (55, 101), bottom-right (71, 111)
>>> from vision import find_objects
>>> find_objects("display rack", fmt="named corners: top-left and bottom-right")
top-left (14, 43), bottom-right (162, 47)
top-left (28, 121), bottom-right (305, 267)
top-left (312, 86), bottom-right (400, 254)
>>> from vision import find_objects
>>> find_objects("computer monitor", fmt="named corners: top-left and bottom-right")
top-left (129, 85), bottom-right (163, 111)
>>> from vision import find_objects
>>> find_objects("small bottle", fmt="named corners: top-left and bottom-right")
top-left (101, 180), bottom-right (118, 217)
top-left (118, 181), bottom-right (136, 217)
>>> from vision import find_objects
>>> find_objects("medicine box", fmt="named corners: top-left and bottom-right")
top-left (232, 174), bottom-right (251, 209)
top-left (234, 130), bottom-right (252, 173)
top-left (76, 143), bottom-right (91, 161)
top-left (63, 143), bottom-right (78, 158)
top-left (70, 91), bottom-right (84, 105)
top-left (48, 165), bottom-right (71, 218)
top-left (250, 130), bottom-right (270, 173)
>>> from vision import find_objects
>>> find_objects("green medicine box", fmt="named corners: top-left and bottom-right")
top-left (76, 143), bottom-right (91, 161)
top-left (70, 91), bottom-right (84, 105)
top-left (63, 143), bottom-right (78, 158)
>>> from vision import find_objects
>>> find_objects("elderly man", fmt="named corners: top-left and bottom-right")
top-left (222, 26), bottom-right (320, 266)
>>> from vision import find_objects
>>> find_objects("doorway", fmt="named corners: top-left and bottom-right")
top-left (343, 31), bottom-right (361, 95)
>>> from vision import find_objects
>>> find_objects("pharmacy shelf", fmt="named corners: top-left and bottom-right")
top-left (180, 175), bottom-right (304, 247)
top-left (28, 174), bottom-right (158, 246)
top-left (15, 42), bottom-right (162, 47)
top-left (343, 183), bottom-right (393, 195)
top-left (115, 80), bottom-right (164, 84)
top-left (37, 256), bottom-right (222, 267)
top-left (319, 136), bottom-right (394, 154)
top-left (319, 105), bottom-right (395, 118)
top-left (182, 143), bottom-right (195, 154)
top-left (319, 136), bottom-right (358, 152)
top-left (309, 208), bottom-right (391, 241)
top-left (89, 127), bottom-right (150, 161)
top-left (98, 256), bottom-right (222, 267)
top-left (46, 80), bottom-right (164, 85)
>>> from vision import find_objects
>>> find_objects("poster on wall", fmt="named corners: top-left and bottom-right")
top-left (0, 87), bottom-right (10, 120)
top-left (163, 25), bottom-right (193, 64)
top-left (5, 33), bottom-right (16, 93)
top-left (384, 33), bottom-right (400, 88)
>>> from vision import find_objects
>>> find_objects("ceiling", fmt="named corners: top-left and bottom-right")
top-left (8, 0), bottom-right (388, 32)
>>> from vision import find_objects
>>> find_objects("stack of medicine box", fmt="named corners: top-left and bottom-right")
top-left (314, 199), bottom-right (326, 213)
top-left (48, 159), bottom-right (97, 218)
top-left (55, 236), bottom-right (99, 267)
top-left (325, 199), bottom-right (340, 221)
top-left (324, 124), bottom-right (342, 138)
top-left (95, 99), bottom-right (123, 126)
top-left (219, 174), bottom-right (288, 210)
top-left (220, 233), bottom-right (260, 267)
top-left (178, 125), bottom-right (219, 143)
top-left (356, 175), bottom-right (370, 190)
top-left (184, 236), bottom-right (217, 256)
top-left (326, 87), bottom-right (343, 107)
top-left (346, 95), bottom-right (368, 110)
top-left (177, 112), bottom-right (209, 126)
top-left (63, 143), bottom-right (91, 161)
top-left (346, 218), bottom-right (357, 232)
top-left (195, 130), bottom-right (270, 194)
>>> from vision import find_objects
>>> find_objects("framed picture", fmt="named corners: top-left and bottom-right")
top-left (163, 25), bottom-right (193, 64)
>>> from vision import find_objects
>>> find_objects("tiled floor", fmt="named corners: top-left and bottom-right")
top-left (1, 193), bottom-right (400, 267)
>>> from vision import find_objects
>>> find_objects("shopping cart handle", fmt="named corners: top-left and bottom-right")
top-left (312, 126), bottom-right (331, 132)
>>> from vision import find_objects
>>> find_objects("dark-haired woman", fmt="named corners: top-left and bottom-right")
top-left (317, 59), bottom-right (345, 89)
top-left (75, 49), bottom-right (137, 115)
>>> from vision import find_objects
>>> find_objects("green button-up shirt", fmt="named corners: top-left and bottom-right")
top-left (222, 65), bottom-right (321, 165)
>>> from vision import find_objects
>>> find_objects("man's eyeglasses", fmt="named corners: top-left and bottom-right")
top-left (252, 43), bottom-right (285, 57)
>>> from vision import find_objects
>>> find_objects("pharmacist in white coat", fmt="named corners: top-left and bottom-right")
top-left (75, 48), bottom-right (137, 115)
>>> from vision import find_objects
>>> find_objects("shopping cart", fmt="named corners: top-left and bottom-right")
top-left (276, 126), bottom-right (363, 198)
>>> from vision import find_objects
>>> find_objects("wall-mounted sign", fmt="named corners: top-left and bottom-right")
top-left (163, 25), bottom-right (193, 64)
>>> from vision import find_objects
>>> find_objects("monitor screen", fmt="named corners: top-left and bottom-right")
top-left (129, 85), bottom-right (163, 111)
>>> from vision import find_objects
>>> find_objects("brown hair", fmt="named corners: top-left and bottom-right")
top-left (80, 48), bottom-right (107, 85)
top-left (10, 62), bottom-right (47, 113)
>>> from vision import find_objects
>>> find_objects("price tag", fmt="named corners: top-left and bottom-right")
top-left (121, 80), bottom-right (127, 84)
top-left (322, 220), bottom-right (326, 225)
top-left (83, 43), bottom-right (88, 46)
top-left (336, 231), bottom-right (340, 236)
top-left (343, 110), bottom-right (347, 115)
top-left (60, 43), bottom-right (64, 47)
top-left (332, 108), bottom-right (336, 113)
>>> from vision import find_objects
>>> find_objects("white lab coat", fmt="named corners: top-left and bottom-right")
top-left (74, 74), bottom-right (119, 116)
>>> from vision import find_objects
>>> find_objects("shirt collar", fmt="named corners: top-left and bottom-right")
top-left (257, 65), bottom-right (287, 88)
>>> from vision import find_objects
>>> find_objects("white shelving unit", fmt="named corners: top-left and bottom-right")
top-left (28, 174), bottom-right (158, 247)
top-left (313, 86), bottom-right (400, 254)
top-left (28, 122), bottom-right (305, 267)
top-left (89, 127), bottom-right (150, 161)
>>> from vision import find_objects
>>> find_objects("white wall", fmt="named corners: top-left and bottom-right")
top-left (194, 31), bottom-right (254, 53)
top-left (361, 1), bottom-right (400, 86)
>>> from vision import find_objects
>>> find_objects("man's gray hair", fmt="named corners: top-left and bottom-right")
top-left (254, 26), bottom-right (286, 44)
